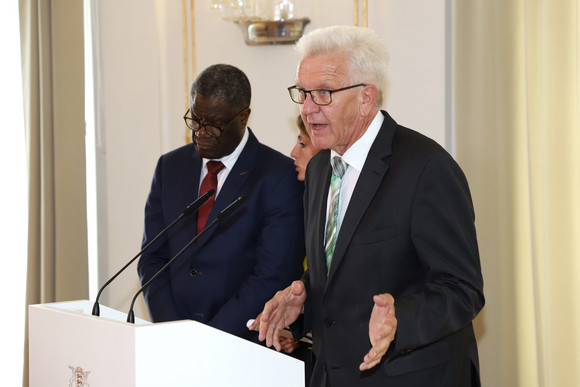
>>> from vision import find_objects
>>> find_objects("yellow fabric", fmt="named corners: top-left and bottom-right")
top-left (455, 1), bottom-right (580, 386)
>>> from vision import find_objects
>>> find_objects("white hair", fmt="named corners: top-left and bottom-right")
top-left (295, 25), bottom-right (389, 107)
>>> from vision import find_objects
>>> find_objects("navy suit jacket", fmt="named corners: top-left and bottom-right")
top-left (301, 111), bottom-right (484, 386)
top-left (138, 129), bottom-right (305, 340)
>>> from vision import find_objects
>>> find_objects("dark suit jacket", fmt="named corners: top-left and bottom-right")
top-left (301, 111), bottom-right (485, 387)
top-left (138, 129), bottom-right (305, 340)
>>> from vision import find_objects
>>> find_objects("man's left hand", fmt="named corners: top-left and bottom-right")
top-left (359, 293), bottom-right (397, 371)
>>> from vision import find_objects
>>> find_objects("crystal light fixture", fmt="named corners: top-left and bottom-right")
top-left (211, 0), bottom-right (310, 45)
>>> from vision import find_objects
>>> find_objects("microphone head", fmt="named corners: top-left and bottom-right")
top-left (183, 189), bottom-right (216, 217)
top-left (216, 195), bottom-right (246, 221)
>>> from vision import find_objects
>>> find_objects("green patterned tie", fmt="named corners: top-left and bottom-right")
top-left (325, 156), bottom-right (348, 275)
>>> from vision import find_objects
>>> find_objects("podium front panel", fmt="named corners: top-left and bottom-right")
top-left (29, 300), bottom-right (304, 386)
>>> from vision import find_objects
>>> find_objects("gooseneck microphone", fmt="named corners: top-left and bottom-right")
top-left (91, 189), bottom-right (215, 316)
top-left (126, 195), bottom-right (246, 323)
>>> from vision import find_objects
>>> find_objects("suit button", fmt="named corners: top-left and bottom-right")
top-left (190, 269), bottom-right (197, 276)
top-left (324, 318), bottom-right (335, 327)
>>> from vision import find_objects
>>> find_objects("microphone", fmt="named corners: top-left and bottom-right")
top-left (127, 195), bottom-right (246, 323)
top-left (91, 189), bottom-right (215, 316)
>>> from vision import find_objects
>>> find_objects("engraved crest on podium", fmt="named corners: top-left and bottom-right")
top-left (68, 365), bottom-right (91, 387)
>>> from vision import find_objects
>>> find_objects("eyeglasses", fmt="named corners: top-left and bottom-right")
top-left (183, 107), bottom-right (249, 138)
top-left (287, 83), bottom-right (367, 106)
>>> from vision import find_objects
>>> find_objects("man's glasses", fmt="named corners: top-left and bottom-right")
top-left (183, 107), bottom-right (249, 138)
top-left (287, 83), bottom-right (367, 106)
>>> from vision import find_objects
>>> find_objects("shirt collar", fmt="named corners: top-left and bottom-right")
top-left (330, 111), bottom-right (384, 172)
top-left (202, 127), bottom-right (249, 171)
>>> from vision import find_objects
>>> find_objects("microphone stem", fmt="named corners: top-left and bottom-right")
top-left (126, 195), bottom-right (245, 323)
top-left (92, 212), bottom-right (185, 316)
top-left (127, 218), bottom-right (220, 323)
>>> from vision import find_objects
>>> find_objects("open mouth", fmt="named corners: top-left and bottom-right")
top-left (309, 123), bottom-right (328, 131)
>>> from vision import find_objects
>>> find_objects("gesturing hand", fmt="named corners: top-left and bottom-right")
top-left (360, 293), bottom-right (397, 371)
top-left (248, 280), bottom-right (306, 352)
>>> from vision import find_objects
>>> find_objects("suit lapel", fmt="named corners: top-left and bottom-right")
top-left (311, 152), bottom-right (332, 289)
top-left (181, 147), bottom-right (203, 211)
top-left (325, 112), bottom-right (396, 288)
top-left (174, 146), bottom-right (203, 243)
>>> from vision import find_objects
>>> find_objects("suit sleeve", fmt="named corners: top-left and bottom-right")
top-left (389, 153), bottom-right (485, 357)
top-left (207, 166), bottom-right (305, 337)
top-left (137, 156), bottom-right (182, 322)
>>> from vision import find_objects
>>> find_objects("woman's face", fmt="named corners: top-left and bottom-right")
top-left (290, 130), bottom-right (320, 181)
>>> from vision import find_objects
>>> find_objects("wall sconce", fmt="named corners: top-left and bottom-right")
top-left (211, 0), bottom-right (310, 45)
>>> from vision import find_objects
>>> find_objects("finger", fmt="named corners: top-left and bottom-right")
top-left (260, 300), bottom-right (274, 323)
top-left (359, 358), bottom-right (381, 371)
top-left (264, 317), bottom-right (277, 347)
top-left (279, 338), bottom-right (298, 353)
top-left (265, 316), bottom-right (285, 350)
top-left (270, 321), bottom-right (285, 351)
top-left (279, 337), bottom-right (289, 351)
top-left (373, 293), bottom-right (395, 312)
top-left (291, 280), bottom-right (305, 296)
top-left (359, 350), bottom-right (380, 371)
top-left (373, 294), bottom-right (388, 307)
top-left (257, 317), bottom-right (268, 342)
top-left (370, 336), bottom-right (389, 355)
top-left (288, 340), bottom-right (301, 354)
top-left (258, 301), bottom-right (277, 341)
top-left (359, 344), bottom-right (388, 371)
top-left (279, 337), bottom-right (291, 349)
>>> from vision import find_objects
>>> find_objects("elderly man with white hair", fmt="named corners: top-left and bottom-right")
top-left (251, 25), bottom-right (485, 387)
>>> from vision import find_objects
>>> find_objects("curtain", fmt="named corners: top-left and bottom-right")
top-left (454, 1), bottom-right (580, 386)
top-left (19, 0), bottom-right (88, 385)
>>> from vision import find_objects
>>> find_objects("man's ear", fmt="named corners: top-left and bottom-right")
top-left (240, 108), bottom-right (251, 126)
top-left (360, 85), bottom-right (378, 116)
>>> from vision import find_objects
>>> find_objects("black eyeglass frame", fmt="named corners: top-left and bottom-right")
top-left (287, 83), bottom-right (367, 106)
top-left (183, 106), bottom-right (249, 138)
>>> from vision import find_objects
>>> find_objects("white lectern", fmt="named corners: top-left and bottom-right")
top-left (29, 300), bottom-right (304, 386)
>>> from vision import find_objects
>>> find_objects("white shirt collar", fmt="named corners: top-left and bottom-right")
top-left (202, 127), bottom-right (249, 171)
top-left (330, 111), bottom-right (384, 172)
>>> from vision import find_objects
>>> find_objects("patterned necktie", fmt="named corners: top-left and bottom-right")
top-left (197, 161), bottom-right (225, 231)
top-left (324, 156), bottom-right (348, 275)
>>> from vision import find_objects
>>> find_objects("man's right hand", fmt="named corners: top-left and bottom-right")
top-left (248, 280), bottom-right (306, 351)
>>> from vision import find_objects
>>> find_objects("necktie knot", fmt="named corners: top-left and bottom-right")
top-left (331, 156), bottom-right (347, 178)
top-left (206, 160), bottom-right (224, 176)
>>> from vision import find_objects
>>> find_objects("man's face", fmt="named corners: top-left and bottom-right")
top-left (190, 94), bottom-right (249, 159)
top-left (297, 54), bottom-right (366, 155)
